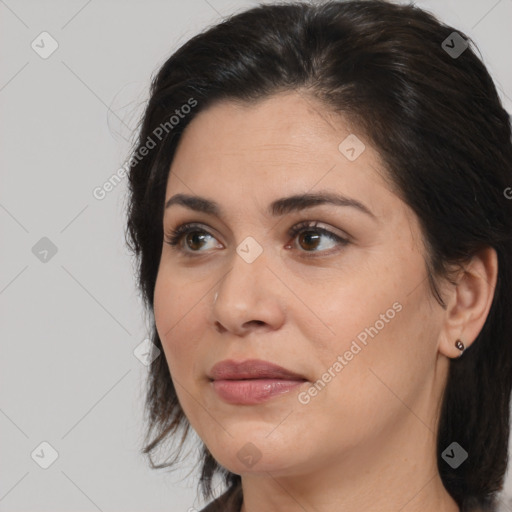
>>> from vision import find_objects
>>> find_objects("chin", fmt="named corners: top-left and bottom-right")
top-left (206, 433), bottom-right (304, 476)
top-left (218, 452), bottom-right (294, 476)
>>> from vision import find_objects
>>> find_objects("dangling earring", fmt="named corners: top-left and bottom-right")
top-left (455, 339), bottom-right (465, 357)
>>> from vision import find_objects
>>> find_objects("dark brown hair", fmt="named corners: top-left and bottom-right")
top-left (124, 1), bottom-right (512, 510)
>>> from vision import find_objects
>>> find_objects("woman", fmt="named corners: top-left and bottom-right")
top-left (124, 1), bottom-right (512, 511)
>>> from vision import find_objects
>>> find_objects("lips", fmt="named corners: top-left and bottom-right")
top-left (209, 359), bottom-right (307, 381)
top-left (208, 359), bottom-right (307, 405)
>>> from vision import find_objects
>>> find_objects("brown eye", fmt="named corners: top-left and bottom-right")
top-left (164, 223), bottom-right (220, 254)
top-left (297, 231), bottom-right (322, 251)
top-left (164, 221), bottom-right (349, 258)
top-left (184, 231), bottom-right (210, 251)
top-left (288, 221), bottom-right (349, 255)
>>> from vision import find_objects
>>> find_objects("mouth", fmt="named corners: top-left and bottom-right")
top-left (208, 359), bottom-right (308, 405)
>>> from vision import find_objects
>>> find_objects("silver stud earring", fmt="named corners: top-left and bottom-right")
top-left (455, 339), bottom-right (465, 356)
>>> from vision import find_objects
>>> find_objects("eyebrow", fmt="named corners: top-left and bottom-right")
top-left (164, 191), bottom-right (376, 220)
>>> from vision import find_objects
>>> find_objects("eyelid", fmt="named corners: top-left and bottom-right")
top-left (164, 220), bottom-right (353, 259)
top-left (285, 221), bottom-right (350, 258)
top-left (288, 220), bottom-right (352, 242)
top-left (164, 219), bottom-right (351, 240)
top-left (164, 222), bottom-right (222, 254)
top-left (163, 220), bottom-right (350, 256)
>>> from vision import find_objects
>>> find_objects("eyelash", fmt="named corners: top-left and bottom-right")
top-left (164, 221), bottom-right (349, 258)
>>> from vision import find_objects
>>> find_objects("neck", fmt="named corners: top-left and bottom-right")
top-left (240, 451), bottom-right (458, 511)
top-left (239, 402), bottom-right (459, 512)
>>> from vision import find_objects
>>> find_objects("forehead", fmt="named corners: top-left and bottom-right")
top-left (165, 92), bottom-right (403, 223)
top-left (173, 92), bottom-right (364, 167)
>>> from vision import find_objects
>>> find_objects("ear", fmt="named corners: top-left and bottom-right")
top-left (438, 247), bottom-right (498, 359)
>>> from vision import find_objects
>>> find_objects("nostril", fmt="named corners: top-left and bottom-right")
top-left (214, 321), bottom-right (227, 333)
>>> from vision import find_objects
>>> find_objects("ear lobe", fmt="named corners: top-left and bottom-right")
top-left (438, 247), bottom-right (498, 359)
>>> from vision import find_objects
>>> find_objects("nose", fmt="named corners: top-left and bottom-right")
top-left (209, 247), bottom-right (286, 336)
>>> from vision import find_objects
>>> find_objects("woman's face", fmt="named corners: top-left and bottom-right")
top-left (153, 92), bottom-right (449, 477)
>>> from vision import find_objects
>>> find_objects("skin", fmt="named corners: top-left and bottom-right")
top-left (153, 91), bottom-right (497, 512)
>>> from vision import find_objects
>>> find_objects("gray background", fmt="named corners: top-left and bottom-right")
top-left (1, 0), bottom-right (511, 511)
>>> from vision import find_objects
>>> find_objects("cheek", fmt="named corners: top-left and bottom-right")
top-left (150, 255), bottom-right (226, 446)
top-left (153, 273), bottom-right (213, 434)
top-left (311, 277), bottom-right (438, 419)
top-left (153, 268), bottom-right (202, 376)
top-left (305, 251), bottom-right (435, 394)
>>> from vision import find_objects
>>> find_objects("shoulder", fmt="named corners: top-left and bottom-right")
top-left (198, 484), bottom-right (243, 512)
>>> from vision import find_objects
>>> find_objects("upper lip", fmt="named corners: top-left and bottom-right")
top-left (209, 359), bottom-right (307, 381)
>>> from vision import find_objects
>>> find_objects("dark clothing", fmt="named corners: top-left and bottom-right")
top-left (199, 484), bottom-right (243, 512)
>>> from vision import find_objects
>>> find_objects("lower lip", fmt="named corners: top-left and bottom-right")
top-left (212, 379), bottom-right (306, 405)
